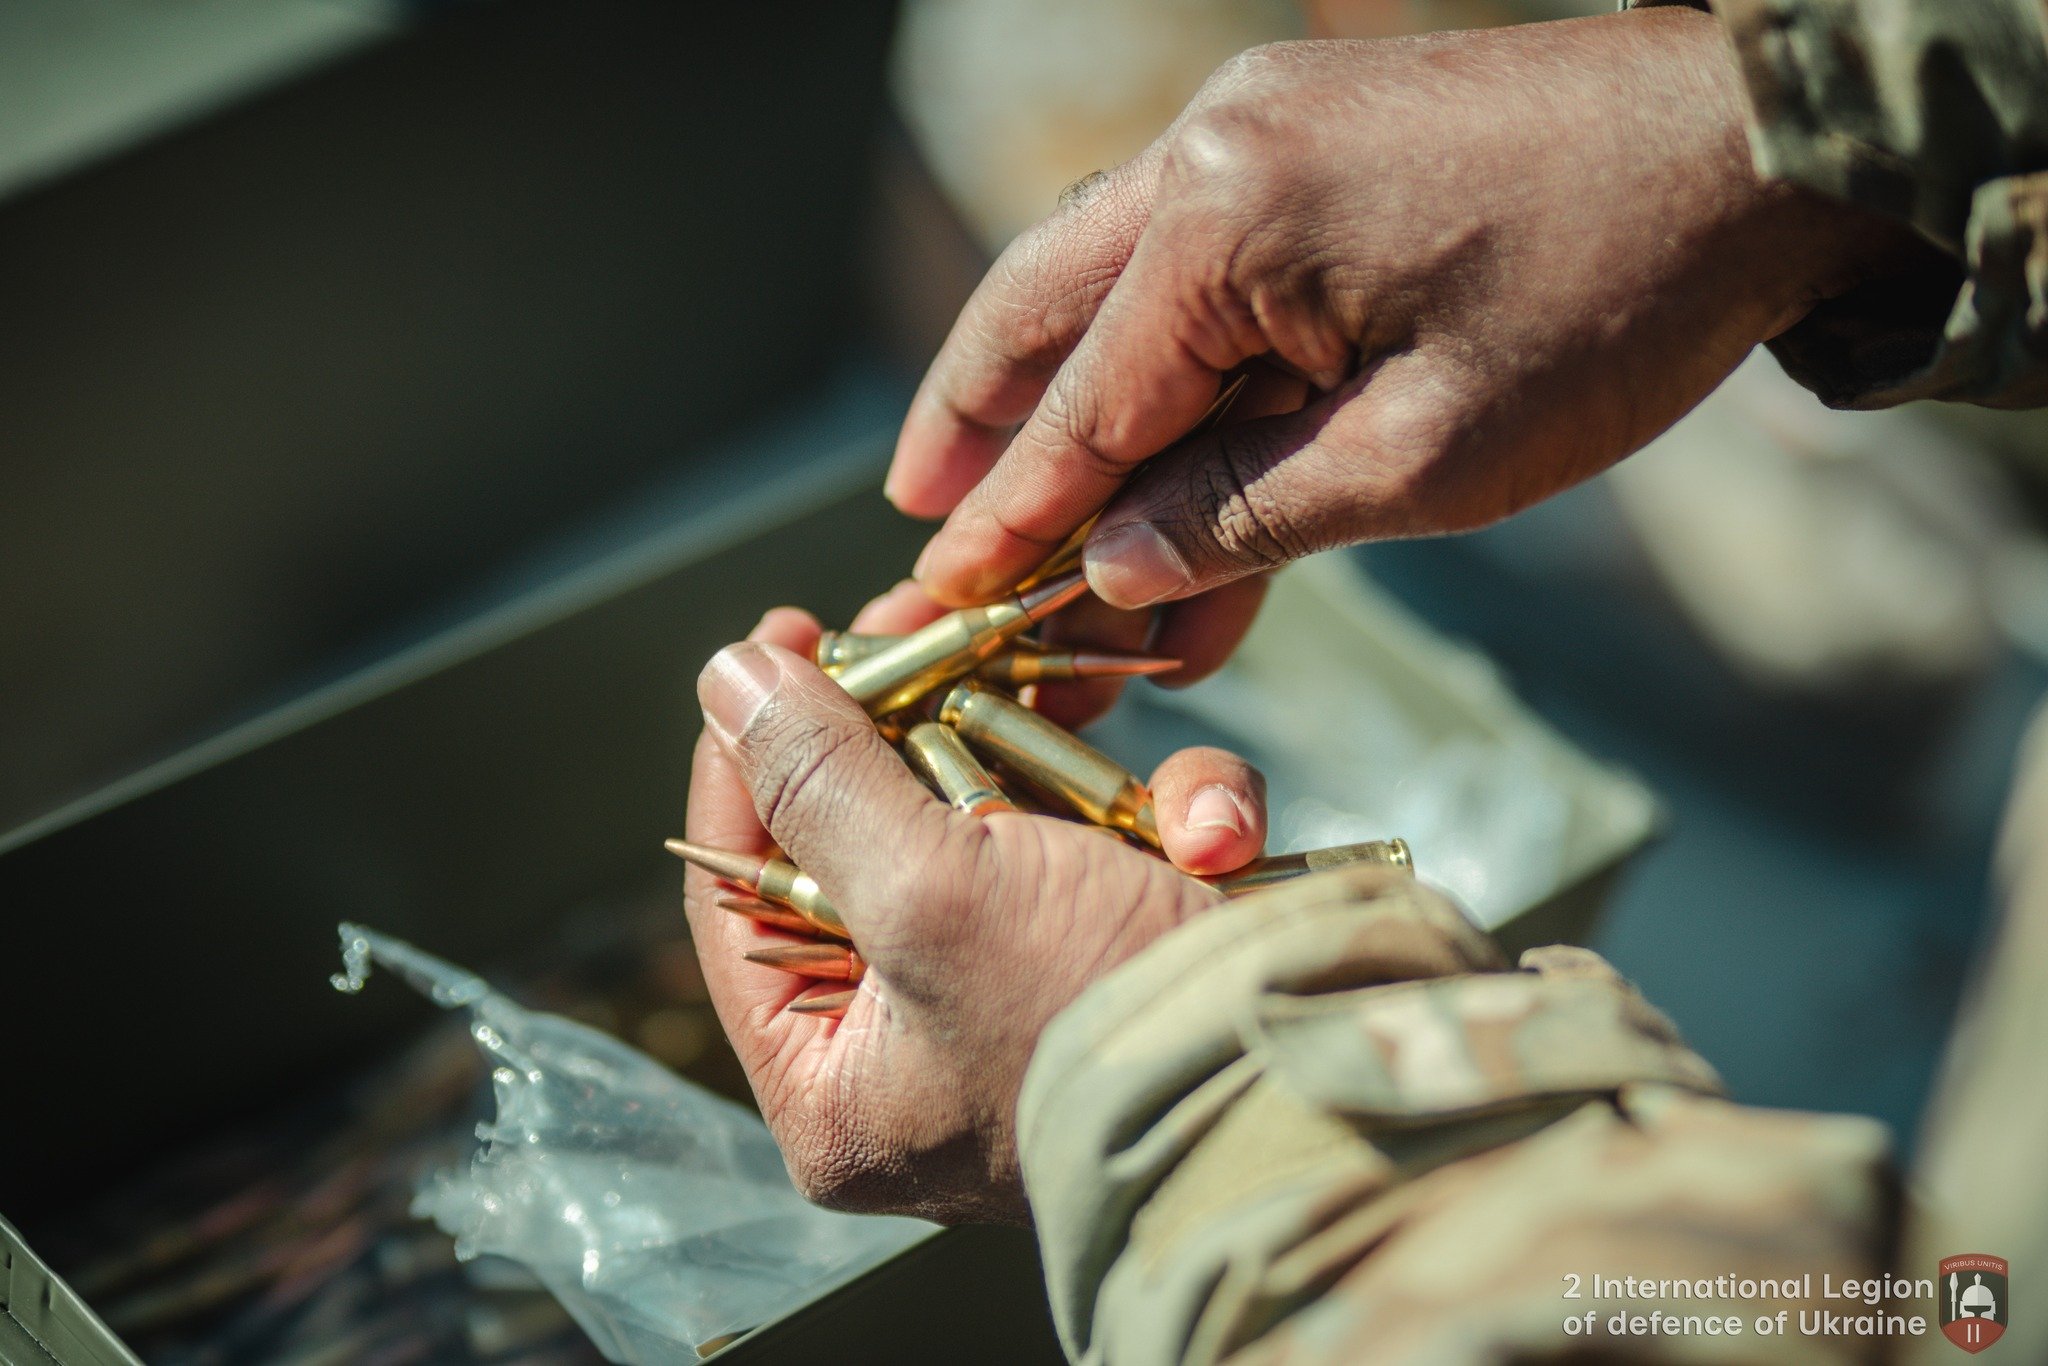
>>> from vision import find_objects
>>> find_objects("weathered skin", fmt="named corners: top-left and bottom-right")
top-left (690, 3), bottom-right (2047, 1357)
top-left (1011, 9), bottom-right (2048, 1360)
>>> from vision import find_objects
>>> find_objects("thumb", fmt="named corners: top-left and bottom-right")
top-left (1080, 376), bottom-right (1440, 607)
top-left (698, 641), bottom-right (964, 940)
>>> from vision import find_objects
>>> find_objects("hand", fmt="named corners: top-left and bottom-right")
top-left (682, 609), bottom-right (1266, 1222)
top-left (888, 9), bottom-right (1927, 666)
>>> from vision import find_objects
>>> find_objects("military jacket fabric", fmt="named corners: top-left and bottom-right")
top-left (1017, 869), bottom-right (1899, 1364)
top-left (1012, 4), bottom-right (2047, 1359)
top-left (1635, 0), bottom-right (2048, 407)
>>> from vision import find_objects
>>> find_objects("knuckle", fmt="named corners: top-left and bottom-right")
top-left (983, 239), bottom-right (1084, 374)
top-left (1169, 49), bottom-right (1301, 200)
top-left (748, 706), bottom-right (863, 839)
top-left (1031, 383), bottom-right (1137, 485)
top-left (1185, 427), bottom-right (1316, 571)
top-left (1165, 105), bottom-right (1280, 202)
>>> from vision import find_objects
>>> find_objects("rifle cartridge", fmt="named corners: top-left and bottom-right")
top-left (664, 839), bottom-right (849, 937)
top-left (831, 572), bottom-right (1087, 715)
top-left (902, 722), bottom-right (1017, 817)
top-left (938, 679), bottom-right (1160, 848)
top-left (1204, 839), bottom-right (1413, 896)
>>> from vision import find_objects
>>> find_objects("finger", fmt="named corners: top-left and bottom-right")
top-left (683, 612), bottom-right (829, 1053)
top-left (1149, 746), bottom-right (1267, 875)
top-left (912, 225), bottom-right (1267, 606)
top-left (1083, 362), bottom-right (1438, 607)
top-left (1029, 591), bottom-right (1156, 728)
top-left (1149, 574), bottom-right (1270, 688)
top-left (849, 579), bottom-right (951, 635)
top-left (754, 606), bottom-right (824, 652)
top-left (697, 640), bottom-right (966, 943)
top-left (886, 158), bottom-right (1157, 520)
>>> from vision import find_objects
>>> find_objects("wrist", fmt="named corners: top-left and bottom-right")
top-left (1635, 4), bottom-right (1934, 333)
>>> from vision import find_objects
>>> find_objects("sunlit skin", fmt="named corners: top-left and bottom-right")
top-left (688, 8), bottom-right (1937, 1224)
top-left (887, 10), bottom-right (1933, 692)
top-left (682, 606), bottom-right (1264, 1223)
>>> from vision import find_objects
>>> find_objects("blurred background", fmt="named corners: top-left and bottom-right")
top-left (3, 0), bottom-right (2044, 1361)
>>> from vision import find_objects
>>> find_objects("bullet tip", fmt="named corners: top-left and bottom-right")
top-left (1016, 569), bottom-right (1089, 622)
top-left (663, 839), bottom-right (766, 885)
top-left (786, 988), bottom-right (858, 1017)
top-left (1073, 653), bottom-right (1183, 678)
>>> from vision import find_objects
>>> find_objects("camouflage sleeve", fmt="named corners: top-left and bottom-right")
top-left (1634, 0), bottom-right (2048, 408)
top-left (1016, 868), bottom-right (1900, 1365)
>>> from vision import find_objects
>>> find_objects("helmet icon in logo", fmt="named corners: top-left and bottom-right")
top-left (1939, 1254), bottom-right (2008, 1354)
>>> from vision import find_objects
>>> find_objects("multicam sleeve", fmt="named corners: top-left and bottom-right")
top-left (1633, 0), bottom-right (2048, 408)
top-left (1016, 868), bottom-right (1898, 1365)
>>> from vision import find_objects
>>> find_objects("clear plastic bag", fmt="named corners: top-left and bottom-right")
top-left (333, 923), bottom-right (933, 1361)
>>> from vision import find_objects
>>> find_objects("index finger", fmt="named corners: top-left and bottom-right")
top-left (886, 157), bottom-right (1157, 522)
top-left (912, 230), bottom-right (1261, 606)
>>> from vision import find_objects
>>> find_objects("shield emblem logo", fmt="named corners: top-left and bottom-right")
top-left (1939, 1254), bottom-right (2008, 1353)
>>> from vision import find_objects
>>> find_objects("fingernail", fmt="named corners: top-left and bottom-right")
top-left (1185, 784), bottom-right (1249, 836)
top-left (1086, 522), bottom-right (1190, 608)
top-left (912, 539), bottom-right (937, 583)
top-left (700, 643), bottom-right (784, 745)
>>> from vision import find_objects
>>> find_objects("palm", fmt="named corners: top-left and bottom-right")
top-left (682, 615), bottom-right (1216, 1220)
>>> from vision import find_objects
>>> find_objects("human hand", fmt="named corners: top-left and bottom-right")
top-left (888, 9), bottom-right (1926, 667)
top-left (682, 609), bottom-right (1265, 1222)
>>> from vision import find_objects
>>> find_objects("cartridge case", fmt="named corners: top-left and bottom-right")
top-left (666, 839), bottom-right (849, 938)
top-left (939, 680), bottom-right (1159, 847)
top-left (1204, 839), bottom-right (1412, 896)
top-left (830, 572), bottom-right (1086, 716)
top-left (818, 630), bottom-right (1048, 673)
top-left (753, 859), bottom-right (850, 938)
top-left (902, 722), bottom-right (1016, 817)
top-left (815, 629), bottom-right (889, 672)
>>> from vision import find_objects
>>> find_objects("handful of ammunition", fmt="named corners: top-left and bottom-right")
top-left (668, 377), bottom-right (1410, 1022)
top-left (666, 568), bottom-right (1413, 1022)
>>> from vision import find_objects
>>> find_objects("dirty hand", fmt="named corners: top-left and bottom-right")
top-left (888, 9), bottom-right (1924, 669)
top-left (682, 609), bottom-right (1266, 1222)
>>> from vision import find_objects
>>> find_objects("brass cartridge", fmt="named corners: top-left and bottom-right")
top-left (1204, 839), bottom-right (1413, 897)
top-left (664, 839), bottom-right (849, 938)
top-left (831, 572), bottom-right (1088, 716)
top-left (939, 679), bottom-right (1160, 848)
top-left (818, 630), bottom-right (1049, 673)
top-left (903, 722), bottom-right (1016, 817)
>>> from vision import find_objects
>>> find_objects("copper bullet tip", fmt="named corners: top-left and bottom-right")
top-left (745, 943), bottom-right (864, 982)
top-left (1016, 570), bottom-right (1089, 623)
top-left (744, 943), bottom-right (850, 967)
top-left (786, 988), bottom-right (858, 1017)
top-left (718, 896), bottom-right (815, 934)
top-left (664, 839), bottom-right (766, 886)
top-left (1070, 653), bottom-right (1182, 678)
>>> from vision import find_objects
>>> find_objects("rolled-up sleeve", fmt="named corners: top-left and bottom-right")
top-left (1636, 0), bottom-right (2048, 408)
